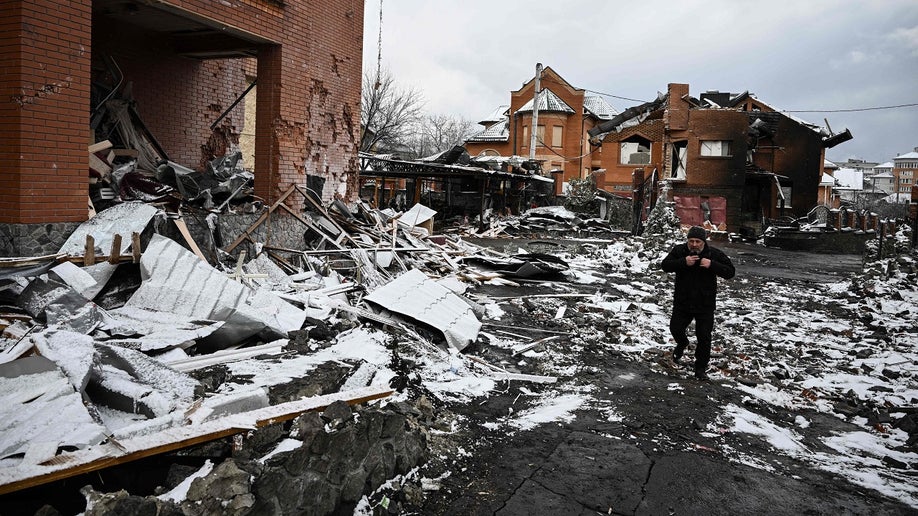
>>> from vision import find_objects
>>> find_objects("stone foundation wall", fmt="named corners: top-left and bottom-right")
top-left (0, 222), bottom-right (82, 257)
top-left (79, 401), bottom-right (429, 516)
top-left (1, 207), bottom-right (311, 262)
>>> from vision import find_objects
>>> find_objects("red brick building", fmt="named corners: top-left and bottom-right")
top-left (464, 66), bottom-right (617, 184)
top-left (590, 83), bottom-right (852, 233)
top-left (1, 0), bottom-right (363, 229)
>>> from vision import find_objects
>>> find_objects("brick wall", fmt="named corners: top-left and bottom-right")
top-left (1, 0), bottom-right (363, 229)
top-left (0, 0), bottom-right (92, 224)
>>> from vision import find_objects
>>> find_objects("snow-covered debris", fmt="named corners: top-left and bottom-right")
top-left (127, 234), bottom-right (306, 347)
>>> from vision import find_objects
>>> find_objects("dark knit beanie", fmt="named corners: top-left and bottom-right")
top-left (687, 226), bottom-right (707, 240)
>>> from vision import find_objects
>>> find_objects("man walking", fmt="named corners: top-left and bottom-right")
top-left (660, 226), bottom-right (735, 380)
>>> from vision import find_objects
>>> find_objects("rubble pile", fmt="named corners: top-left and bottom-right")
top-left (0, 187), bottom-right (576, 514)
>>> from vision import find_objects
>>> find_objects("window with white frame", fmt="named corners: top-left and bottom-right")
top-left (700, 140), bottom-right (732, 157)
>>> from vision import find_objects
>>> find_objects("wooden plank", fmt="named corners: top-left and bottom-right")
top-left (512, 335), bottom-right (560, 356)
top-left (173, 218), bottom-right (207, 261)
top-left (490, 372), bottom-right (558, 384)
top-left (88, 153), bottom-right (112, 176)
top-left (87, 140), bottom-right (113, 154)
top-left (108, 234), bottom-right (122, 264)
top-left (84, 235), bottom-right (95, 266)
top-left (0, 386), bottom-right (393, 495)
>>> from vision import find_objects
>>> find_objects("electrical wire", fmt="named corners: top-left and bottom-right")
top-left (783, 103), bottom-right (918, 113)
top-left (584, 88), bottom-right (918, 114)
top-left (532, 135), bottom-right (600, 163)
top-left (584, 88), bottom-right (650, 104)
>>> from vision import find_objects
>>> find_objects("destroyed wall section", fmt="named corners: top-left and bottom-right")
top-left (597, 83), bottom-right (826, 231)
top-left (0, 1), bottom-right (363, 257)
top-left (91, 17), bottom-right (252, 172)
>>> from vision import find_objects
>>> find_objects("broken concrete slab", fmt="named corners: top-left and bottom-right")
top-left (364, 268), bottom-right (481, 351)
top-left (127, 235), bottom-right (306, 348)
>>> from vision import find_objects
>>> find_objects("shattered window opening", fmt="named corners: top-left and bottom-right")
top-left (700, 140), bottom-right (732, 157)
top-left (671, 141), bottom-right (687, 180)
top-left (620, 136), bottom-right (651, 165)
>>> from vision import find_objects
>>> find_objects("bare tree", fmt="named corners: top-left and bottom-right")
top-left (404, 113), bottom-right (478, 159)
top-left (361, 68), bottom-right (425, 153)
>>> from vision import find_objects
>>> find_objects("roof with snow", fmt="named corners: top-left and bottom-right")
top-left (833, 168), bottom-right (863, 190)
top-left (876, 162), bottom-right (894, 169)
top-left (466, 117), bottom-right (509, 142)
top-left (583, 95), bottom-right (618, 120)
top-left (893, 151), bottom-right (918, 160)
top-left (516, 89), bottom-right (575, 115)
top-left (824, 159), bottom-right (838, 168)
top-left (478, 105), bottom-right (509, 125)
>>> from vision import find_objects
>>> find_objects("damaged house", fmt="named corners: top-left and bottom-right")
top-left (464, 66), bottom-right (618, 190)
top-left (588, 83), bottom-right (853, 234)
top-left (1, 0), bottom-right (364, 257)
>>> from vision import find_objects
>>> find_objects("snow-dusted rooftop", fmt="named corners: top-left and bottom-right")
top-left (833, 167), bottom-right (863, 189)
top-left (583, 95), bottom-right (618, 120)
top-left (516, 89), bottom-right (574, 114)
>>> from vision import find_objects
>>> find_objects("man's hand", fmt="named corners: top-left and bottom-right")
top-left (685, 255), bottom-right (700, 266)
top-left (699, 258), bottom-right (712, 268)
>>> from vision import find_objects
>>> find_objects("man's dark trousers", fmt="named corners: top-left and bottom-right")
top-left (669, 309), bottom-right (714, 373)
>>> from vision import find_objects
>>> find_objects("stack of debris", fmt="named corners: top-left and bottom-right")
top-left (0, 183), bottom-right (574, 511)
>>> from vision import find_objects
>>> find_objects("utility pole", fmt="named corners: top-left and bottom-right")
top-left (528, 63), bottom-right (542, 165)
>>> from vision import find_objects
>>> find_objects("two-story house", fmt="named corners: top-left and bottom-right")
top-left (892, 149), bottom-right (918, 201)
top-left (464, 67), bottom-right (617, 185)
top-left (587, 83), bottom-right (852, 233)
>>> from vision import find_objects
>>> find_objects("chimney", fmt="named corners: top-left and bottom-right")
top-left (666, 83), bottom-right (690, 131)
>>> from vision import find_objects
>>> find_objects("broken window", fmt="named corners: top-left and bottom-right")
top-left (700, 140), bottom-right (732, 157)
top-left (671, 141), bottom-right (687, 180)
top-left (552, 126), bottom-right (563, 148)
top-left (776, 186), bottom-right (792, 208)
top-left (620, 136), bottom-right (651, 165)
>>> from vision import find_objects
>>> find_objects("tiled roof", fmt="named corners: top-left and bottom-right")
top-left (466, 117), bottom-right (509, 142)
top-left (478, 105), bottom-right (509, 125)
top-left (516, 89), bottom-right (574, 114)
top-left (583, 95), bottom-right (618, 120)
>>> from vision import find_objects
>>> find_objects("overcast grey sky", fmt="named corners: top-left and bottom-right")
top-left (362, 0), bottom-right (918, 165)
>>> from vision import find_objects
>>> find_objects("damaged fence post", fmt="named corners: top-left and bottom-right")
top-left (108, 234), bottom-right (122, 264)
top-left (85, 235), bottom-right (95, 266)
top-left (132, 232), bottom-right (141, 263)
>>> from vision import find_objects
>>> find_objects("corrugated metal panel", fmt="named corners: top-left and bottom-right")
top-left (364, 269), bottom-right (480, 351)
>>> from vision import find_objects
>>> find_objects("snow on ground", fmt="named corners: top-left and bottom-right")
top-left (275, 233), bottom-right (915, 507)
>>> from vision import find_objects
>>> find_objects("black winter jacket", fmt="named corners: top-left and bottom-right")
top-left (660, 242), bottom-right (735, 313)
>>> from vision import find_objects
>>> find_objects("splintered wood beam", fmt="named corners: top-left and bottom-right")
top-left (173, 218), bottom-right (207, 262)
top-left (0, 386), bottom-right (393, 496)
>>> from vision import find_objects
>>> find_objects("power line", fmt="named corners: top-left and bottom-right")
top-left (583, 89), bottom-right (650, 104)
top-left (584, 88), bottom-right (918, 114)
top-left (783, 102), bottom-right (918, 113)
